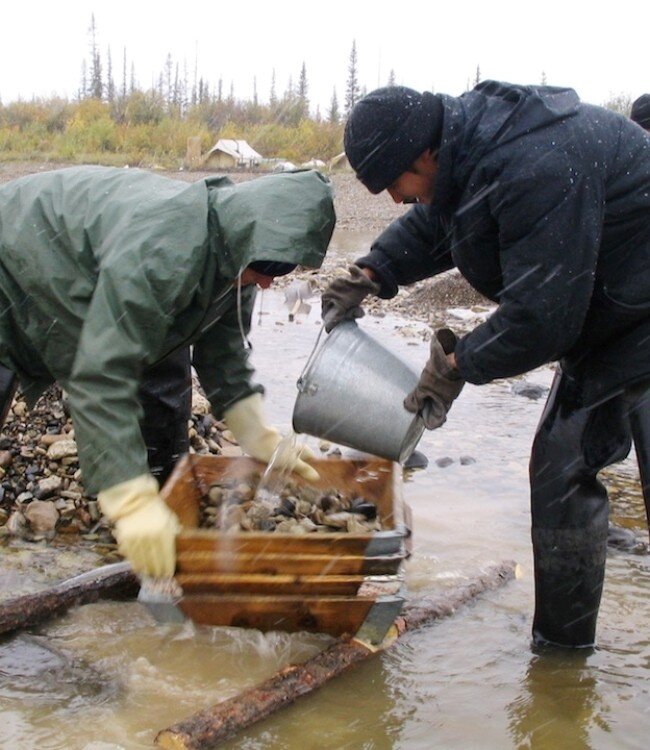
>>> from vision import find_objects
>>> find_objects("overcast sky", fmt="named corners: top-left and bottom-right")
top-left (1, 1), bottom-right (646, 113)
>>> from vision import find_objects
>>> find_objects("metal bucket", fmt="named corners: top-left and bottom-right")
top-left (292, 321), bottom-right (425, 463)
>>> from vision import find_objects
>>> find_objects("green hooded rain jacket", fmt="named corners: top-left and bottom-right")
top-left (0, 166), bottom-right (335, 492)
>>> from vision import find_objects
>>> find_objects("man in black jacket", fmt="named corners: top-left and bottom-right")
top-left (323, 81), bottom-right (650, 648)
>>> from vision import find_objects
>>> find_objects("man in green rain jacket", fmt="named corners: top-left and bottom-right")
top-left (0, 165), bottom-right (335, 578)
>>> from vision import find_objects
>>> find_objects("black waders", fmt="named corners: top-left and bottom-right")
top-left (530, 371), bottom-right (650, 647)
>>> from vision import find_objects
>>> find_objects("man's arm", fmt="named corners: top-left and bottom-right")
top-left (191, 284), bottom-right (263, 417)
top-left (193, 286), bottom-right (319, 481)
top-left (355, 204), bottom-right (455, 298)
top-left (321, 205), bottom-right (454, 331)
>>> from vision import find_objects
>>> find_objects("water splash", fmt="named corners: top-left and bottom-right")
top-left (253, 431), bottom-right (301, 505)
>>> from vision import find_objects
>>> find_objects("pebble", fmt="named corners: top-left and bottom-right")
top-left (192, 392), bottom-right (211, 415)
top-left (511, 381), bottom-right (549, 400)
top-left (435, 457), bottom-right (454, 468)
top-left (403, 450), bottom-right (428, 470)
top-left (60, 490), bottom-right (83, 501)
top-left (12, 401), bottom-right (27, 417)
top-left (36, 475), bottom-right (64, 499)
top-left (40, 433), bottom-right (69, 447)
top-left (24, 500), bottom-right (59, 537)
top-left (6, 510), bottom-right (28, 537)
top-left (46, 439), bottom-right (78, 461)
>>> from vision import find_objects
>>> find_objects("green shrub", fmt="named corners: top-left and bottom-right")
top-left (0, 93), bottom-right (343, 167)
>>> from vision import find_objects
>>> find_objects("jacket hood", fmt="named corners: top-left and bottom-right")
top-left (434, 80), bottom-right (581, 211)
top-left (207, 169), bottom-right (336, 278)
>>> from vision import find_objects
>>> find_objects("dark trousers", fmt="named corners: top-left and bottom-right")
top-left (0, 348), bottom-right (192, 489)
top-left (529, 371), bottom-right (650, 647)
top-left (137, 348), bottom-right (192, 487)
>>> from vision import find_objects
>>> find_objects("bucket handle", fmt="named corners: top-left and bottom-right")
top-left (296, 325), bottom-right (327, 394)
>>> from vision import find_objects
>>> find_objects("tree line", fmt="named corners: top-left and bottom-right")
top-left (77, 15), bottom-right (367, 126)
top-left (0, 15), bottom-right (634, 169)
top-left (0, 17), bottom-right (373, 167)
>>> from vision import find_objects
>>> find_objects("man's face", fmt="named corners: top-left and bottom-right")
top-left (239, 269), bottom-right (275, 288)
top-left (386, 149), bottom-right (438, 205)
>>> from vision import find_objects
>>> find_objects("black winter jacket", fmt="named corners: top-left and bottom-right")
top-left (357, 80), bottom-right (650, 406)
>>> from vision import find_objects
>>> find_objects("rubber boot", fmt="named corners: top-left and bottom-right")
top-left (0, 365), bottom-right (18, 425)
top-left (138, 349), bottom-right (192, 487)
top-left (530, 372), bottom-right (631, 648)
top-left (531, 524), bottom-right (607, 647)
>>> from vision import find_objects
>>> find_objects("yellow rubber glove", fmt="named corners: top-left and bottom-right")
top-left (224, 393), bottom-right (319, 482)
top-left (98, 474), bottom-right (180, 578)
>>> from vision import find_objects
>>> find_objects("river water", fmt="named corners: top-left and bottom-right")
top-left (1, 230), bottom-right (648, 749)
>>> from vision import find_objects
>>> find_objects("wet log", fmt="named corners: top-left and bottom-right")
top-left (155, 560), bottom-right (517, 750)
top-left (0, 562), bottom-right (139, 636)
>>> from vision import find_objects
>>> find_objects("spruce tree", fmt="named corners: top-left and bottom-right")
top-left (328, 88), bottom-right (340, 124)
top-left (88, 14), bottom-right (103, 99)
top-left (164, 53), bottom-right (173, 109)
top-left (297, 62), bottom-right (309, 120)
top-left (344, 40), bottom-right (360, 116)
top-left (106, 46), bottom-right (115, 103)
top-left (191, 48), bottom-right (198, 106)
top-left (121, 48), bottom-right (128, 99)
top-left (79, 60), bottom-right (88, 100)
top-left (269, 69), bottom-right (277, 108)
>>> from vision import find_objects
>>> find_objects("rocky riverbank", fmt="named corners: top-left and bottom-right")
top-left (0, 381), bottom-right (231, 555)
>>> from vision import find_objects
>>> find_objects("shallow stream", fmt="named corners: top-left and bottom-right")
top-left (1, 230), bottom-right (648, 749)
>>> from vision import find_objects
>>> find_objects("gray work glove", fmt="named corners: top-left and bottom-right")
top-left (404, 328), bottom-right (465, 429)
top-left (321, 265), bottom-right (381, 333)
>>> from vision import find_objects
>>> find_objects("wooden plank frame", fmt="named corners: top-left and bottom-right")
top-left (160, 454), bottom-right (409, 635)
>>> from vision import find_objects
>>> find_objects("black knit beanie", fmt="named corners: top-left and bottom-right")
top-left (631, 94), bottom-right (650, 130)
top-left (344, 86), bottom-right (444, 194)
top-left (247, 260), bottom-right (296, 277)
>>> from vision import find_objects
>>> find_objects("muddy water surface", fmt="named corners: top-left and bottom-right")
top-left (1, 233), bottom-right (648, 749)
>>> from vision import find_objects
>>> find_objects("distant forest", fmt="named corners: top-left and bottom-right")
top-left (0, 15), bottom-right (635, 168)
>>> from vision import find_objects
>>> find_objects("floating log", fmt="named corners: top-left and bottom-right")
top-left (0, 562), bottom-right (139, 636)
top-left (155, 560), bottom-right (517, 750)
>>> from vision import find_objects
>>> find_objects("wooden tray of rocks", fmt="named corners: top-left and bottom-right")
top-left (160, 454), bottom-right (410, 640)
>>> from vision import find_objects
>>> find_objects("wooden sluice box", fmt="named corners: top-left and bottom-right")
top-left (159, 453), bottom-right (410, 644)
